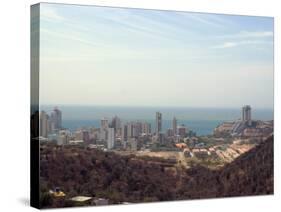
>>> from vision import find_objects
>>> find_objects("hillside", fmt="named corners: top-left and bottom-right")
top-left (178, 135), bottom-right (273, 199)
top-left (39, 136), bottom-right (273, 208)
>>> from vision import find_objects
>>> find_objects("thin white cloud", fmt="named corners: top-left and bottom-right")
top-left (176, 12), bottom-right (226, 28)
top-left (212, 39), bottom-right (273, 49)
top-left (41, 28), bottom-right (102, 47)
top-left (237, 31), bottom-right (273, 38)
top-left (218, 31), bottom-right (273, 39)
top-left (89, 10), bottom-right (187, 43)
top-left (214, 42), bottom-right (238, 49)
top-left (40, 5), bottom-right (65, 22)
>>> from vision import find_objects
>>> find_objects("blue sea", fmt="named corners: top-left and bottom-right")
top-left (40, 105), bottom-right (273, 136)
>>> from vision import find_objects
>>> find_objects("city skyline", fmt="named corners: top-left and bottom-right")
top-left (39, 104), bottom-right (271, 138)
top-left (39, 3), bottom-right (273, 108)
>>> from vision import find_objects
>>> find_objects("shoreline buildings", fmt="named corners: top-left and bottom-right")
top-left (214, 105), bottom-right (272, 137)
top-left (39, 105), bottom-right (272, 152)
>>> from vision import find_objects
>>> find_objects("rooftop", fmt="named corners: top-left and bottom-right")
top-left (70, 196), bottom-right (92, 202)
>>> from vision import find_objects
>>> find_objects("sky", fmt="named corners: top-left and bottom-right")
top-left (39, 3), bottom-right (274, 109)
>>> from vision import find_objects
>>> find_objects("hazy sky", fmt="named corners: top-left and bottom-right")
top-left (39, 3), bottom-right (274, 108)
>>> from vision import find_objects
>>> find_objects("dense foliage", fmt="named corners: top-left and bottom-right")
top-left (40, 136), bottom-right (273, 208)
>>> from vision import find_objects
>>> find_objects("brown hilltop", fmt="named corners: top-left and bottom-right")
top-left (220, 135), bottom-right (273, 196)
top-left (179, 135), bottom-right (273, 199)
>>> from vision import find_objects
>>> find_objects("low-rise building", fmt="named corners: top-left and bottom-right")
top-left (68, 140), bottom-right (84, 145)
top-left (243, 128), bottom-right (263, 137)
top-left (192, 148), bottom-right (209, 159)
top-left (70, 196), bottom-right (92, 202)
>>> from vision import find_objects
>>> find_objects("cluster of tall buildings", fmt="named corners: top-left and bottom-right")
top-left (154, 112), bottom-right (189, 143)
top-left (39, 107), bottom-right (190, 151)
top-left (40, 105), bottom-right (272, 153)
top-left (39, 107), bottom-right (62, 138)
top-left (68, 112), bottom-right (183, 150)
top-left (121, 121), bottom-right (151, 141)
top-left (87, 117), bottom-right (152, 150)
top-left (117, 112), bottom-right (186, 149)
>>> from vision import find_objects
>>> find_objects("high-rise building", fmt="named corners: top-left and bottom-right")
top-left (172, 117), bottom-right (177, 136)
top-left (134, 122), bottom-right (142, 137)
top-left (111, 116), bottom-right (121, 131)
top-left (242, 105), bottom-right (252, 126)
top-left (159, 132), bottom-right (164, 144)
top-left (127, 122), bottom-right (134, 138)
top-left (142, 122), bottom-right (151, 135)
top-left (40, 111), bottom-right (49, 138)
top-left (100, 118), bottom-right (109, 141)
top-left (50, 107), bottom-right (62, 131)
top-left (100, 118), bottom-right (109, 131)
top-left (100, 129), bottom-right (107, 141)
top-left (107, 128), bottom-right (115, 149)
top-left (156, 112), bottom-right (162, 136)
top-left (121, 124), bottom-right (128, 142)
top-left (166, 128), bottom-right (174, 137)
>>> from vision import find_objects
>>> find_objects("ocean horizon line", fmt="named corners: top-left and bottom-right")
top-left (39, 104), bottom-right (274, 110)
